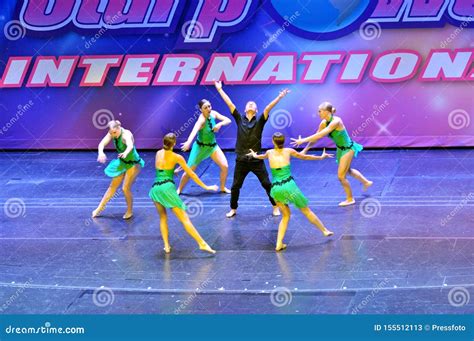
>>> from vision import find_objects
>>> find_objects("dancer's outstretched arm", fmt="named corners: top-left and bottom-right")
top-left (247, 149), bottom-right (269, 160)
top-left (290, 148), bottom-right (333, 160)
top-left (214, 80), bottom-right (236, 114)
top-left (263, 89), bottom-right (290, 120)
top-left (301, 121), bottom-right (326, 154)
top-left (291, 118), bottom-right (339, 146)
top-left (211, 110), bottom-right (231, 133)
top-left (176, 155), bottom-right (218, 191)
top-left (181, 115), bottom-right (205, 151)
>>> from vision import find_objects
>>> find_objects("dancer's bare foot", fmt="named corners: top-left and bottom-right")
top-left (92, 207), bottom-right (104, 218)
top-left (226, 209), bottom-right (237, 218)
top-left (176, 189), bottom-right (181, 195)
top-left (363, 180), bottom-right (373, 192)
top-left (221, 187), bottom-right (231, 194)
top-left (272, 206), bottom-right (281, 216)
top-left (322, 229), bottom-right (334, 237)
top-left (275, 243), bottom-right (287, 251)
top-left (338, 199), bottom-right (355, 207)
top-left (123, 212), bottom-right (133, 220)
top-left (199, 243), bottom-right (216, 254)
top-left (163, 245), bottom-right (171, 254)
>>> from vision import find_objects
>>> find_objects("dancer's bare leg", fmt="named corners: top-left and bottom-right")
top-left (171, 207), bottom-right (216, 254)
top-left (122, 165), bottom-right (141, 219)
top-left (275, 203), bottom-right (290, 251)
top-left (92, 174), bottom-right (124, 217)
top-left (177, 165), bottom-right (197, 194)
top-left (210, 147), bottom-right (230, 193)
top-left (348, 168), bottom-right (373, 191)
top-left (154, 202), bottom-right (171, 253)
top-left (338, 151), bottom-right (356, 206)
top-left (300, 207), bottom-right (333, 237)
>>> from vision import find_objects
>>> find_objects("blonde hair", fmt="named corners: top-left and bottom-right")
top-left (319, 102), bottom-right (336, 114)
top-left (107, 120), bottom-right (121, 129)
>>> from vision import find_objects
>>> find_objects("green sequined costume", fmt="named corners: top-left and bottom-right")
top-left (104, 130), bottom-right (145, 177)
top-left (270, 165), bottom-right (308, 208)
top-left (187, 116), bottom-right (218, 167)
top-left (326, 115), bottom-right (363, 163)
top-left (149, 169), bottom-right (186, 210)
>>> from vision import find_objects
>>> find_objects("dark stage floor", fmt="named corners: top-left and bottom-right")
top-left (0, 149), bottom-right (473, 314)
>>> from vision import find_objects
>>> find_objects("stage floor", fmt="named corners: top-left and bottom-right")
top-left (1, 149), bottom-right (473, 314)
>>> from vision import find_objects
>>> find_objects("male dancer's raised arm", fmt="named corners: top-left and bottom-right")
top-left (263, 89), bottom-right (290, 120)
top-left (214, 80), bottom-right (236, 114)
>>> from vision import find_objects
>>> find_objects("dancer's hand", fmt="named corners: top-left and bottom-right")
top-left (321, 148), bottom-right (334, 159)
top-left (174, 166), bottom-right (183, 175)
top-left (290, 135), bottom-right (304, 147)
top-left (278, 88), bottom-right (290, 98)
top-left (117, 152), bottom-right (128, 159)
top-left (97, 153), bottom-right (107, 163)
top-left (212, 123), bottom-right (221, 132)
top-left (206, 185), bottom-right (219, 192)
top-left (214, 80), bottom-right (222, 91)
top-left (246, 149), bottom-right (257, 158)
top-left (181, 141), bottom-right (191, 152)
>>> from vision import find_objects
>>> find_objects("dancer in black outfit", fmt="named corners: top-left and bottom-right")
top-left (214, 80), bottom-right (290, 218)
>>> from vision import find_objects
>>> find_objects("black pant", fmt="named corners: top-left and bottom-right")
top-left (230, 159), bottom-right (276, 209)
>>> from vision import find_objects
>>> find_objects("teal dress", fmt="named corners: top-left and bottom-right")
top-left (187, 115), bottom-right (218, 167)
top-left (270, 165), bottom-right (308, 209)
top-left (326, 116), bottom-right (363, 163)
top-left (104, 130), bottom-right (145, 177)
top-left (149, 169), bottom-right (186, 210)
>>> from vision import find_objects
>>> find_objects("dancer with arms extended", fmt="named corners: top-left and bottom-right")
top-left (248, 132), bottom-right (334, 251)
top-left (177, 99), bottom-right (231, 194)
top-left (215, 80), bottom-right (289, 218)
top-left (149, 133), bottom-right (218, 254)
top-left (291, 102), bottom-right (373, 206)
top-left (93, 120), bottom-right (144, 219)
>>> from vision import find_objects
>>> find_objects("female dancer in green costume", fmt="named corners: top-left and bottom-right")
top-left (177, 99), bottom-right (231, 194)
top-left (93, 120), bottom-right (144, 219)
top-left (291, 102), bottom-right (373, 207)
top-left (248, 132), bottom-right (334, 251)
top-left (150, 133), bottom-right (218, 254)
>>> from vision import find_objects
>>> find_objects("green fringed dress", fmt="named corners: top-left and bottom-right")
top-left (326, 115), bottom-right (363, 163)
top-left (105, 130), bottom-right (145, 177)
top-left (187, 116), bottom-right (218, 167)
top-left (149, 169), bottom-right (186, 210)
top-left (270, 165), bottom-right (308, 209)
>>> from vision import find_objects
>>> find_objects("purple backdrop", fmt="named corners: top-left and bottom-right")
top-left (0, 1), bottom-right (473, 150)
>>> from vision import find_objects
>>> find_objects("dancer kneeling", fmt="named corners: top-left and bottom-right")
top-left (149, 133), bottom-right (218, 254)
top-left (248, 133), bottom-right (334, 252)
